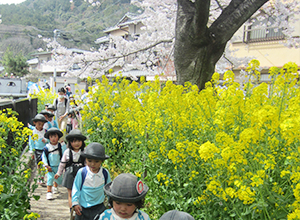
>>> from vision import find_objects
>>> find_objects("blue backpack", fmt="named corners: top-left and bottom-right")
top-left (80, 166), bottom-right (108, 190)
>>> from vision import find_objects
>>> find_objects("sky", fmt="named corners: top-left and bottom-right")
top-left (0, 0), bottom-right (26, 4)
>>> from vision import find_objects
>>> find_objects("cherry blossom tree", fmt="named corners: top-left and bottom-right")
top-left (46, 0), bottom-right (300, 90)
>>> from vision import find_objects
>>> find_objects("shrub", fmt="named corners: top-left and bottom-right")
top-left (0, 109), bottom-right (39, 219)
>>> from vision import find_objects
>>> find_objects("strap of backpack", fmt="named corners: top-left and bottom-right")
top-left (103, 168), bottom-right (108, 185)
top-left (55, 98), bottom-right (68, 107)
top-left (58, 143), bottom-right (62, 159)
top-left (80, 167), bottom-right (108, 190)
top-left (66, 149), bottom-right (73, 167)
top-left (45, 143), bottom-right (62, 166)
top-left (44, 146), bottom-right (50, 167)
top-left (80, 167), bottom-right (87, 190)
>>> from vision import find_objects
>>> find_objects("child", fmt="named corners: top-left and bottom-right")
top-left (66, 110), bottom-right (73, 134)
top-left (45, 103), bottom-right (51, 110)
top-left (42, 127), bottom-right (66, 200)
top-left (40, 110), bottom-right (55, 130)
top-left (47, 104), bottom-right (59, 128)
top-left (98, 173), bottom-right (150, 220)
top-left (28, 114), bottom-right (48, 184)
top-left (159, 210), bottom-right (195, 220)
top-left (54, 129), bottom-right (86, 209)
top-left (72, 142), bottom-right (111, 220)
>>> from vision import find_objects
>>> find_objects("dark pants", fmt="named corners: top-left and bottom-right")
top-left (34, 149), bottom-right (43, 165)
top-left (75, 203), bottom-right (106, 220)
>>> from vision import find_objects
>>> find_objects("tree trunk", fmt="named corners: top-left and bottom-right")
top-left (174, 0), bottom-right (269, 90)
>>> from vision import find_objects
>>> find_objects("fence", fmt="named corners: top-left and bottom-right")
top-left (0, 97), bottom-right (38, 127)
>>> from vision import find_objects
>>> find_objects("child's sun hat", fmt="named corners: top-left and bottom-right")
top-left (40, 109), bottom-right (54, 118)
top-left (47, 104), bottom-right (56, 111)
top-left (65, 129), bottom-right (87, 142)
top-left (159, 210), bottom-right (195, 220)
top-left (104, 173), bottom-right (149, 203)
top-left (44, 127), bottom-right (63, 139)
top-left (32, 114), bottom-right (47, 123)
top-left (81, 142), bottom-right (109, 160)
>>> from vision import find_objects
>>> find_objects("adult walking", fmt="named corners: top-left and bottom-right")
top-left (53, 87), bottom-right (69, 132)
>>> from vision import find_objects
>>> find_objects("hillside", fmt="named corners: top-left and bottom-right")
top-left (0, 0), bottom-right (140, 58)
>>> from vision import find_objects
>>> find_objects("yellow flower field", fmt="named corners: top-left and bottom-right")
top-left (82, 61), bottom-right (300, 219)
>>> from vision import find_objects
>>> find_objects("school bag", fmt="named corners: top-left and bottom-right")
top-left (44, 143), bottom-right (62, 167)
top-left (65, 149), bottom-right (85, 177)
top-left (80, 166), bottom-right (108, 190)
top-left (55, 98), bottom-right (68, 108)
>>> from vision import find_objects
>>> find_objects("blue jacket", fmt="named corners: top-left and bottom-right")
top-left (98, 209), bottom-right (151, 220)
top-left (29, 128), bottom-right (48, 151)
top-left (42, 143), bottom-right (66, 167)
top-left (72, 166), bottom-right (111, 208)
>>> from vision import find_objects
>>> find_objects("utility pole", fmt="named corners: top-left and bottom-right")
top-left (53, 29), bottom-right (60, 93)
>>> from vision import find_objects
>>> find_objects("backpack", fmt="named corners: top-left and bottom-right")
top-left (44, 143), bottom-right (62, 167)
top-left (55, 98), bottom-right (68, 108)
top-left (65, 149), bottom-right (85, 177)
top-left (80, 166), bottom-right (108, 190)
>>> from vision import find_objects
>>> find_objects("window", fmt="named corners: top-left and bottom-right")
top-left (243, 17), bottom-right (285, 43)
top-left (7, 82), bottom-right (16, 87)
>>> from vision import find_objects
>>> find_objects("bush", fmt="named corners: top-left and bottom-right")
top-left (0, 109), bottom-right (39, 219)
top-left (82, 61), bottom-right (300, 219)
top-left (29, 88), bottom-right (57, 112)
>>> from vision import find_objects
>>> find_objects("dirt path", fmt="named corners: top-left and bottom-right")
top-left (29, 170), bottom-right (71, 220)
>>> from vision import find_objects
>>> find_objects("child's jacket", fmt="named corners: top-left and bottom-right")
top-left (72, 166), bottom-right (111, 208)
top-left (42, 143), bottom-right (66, 167)
top-left (44, 120), bottom-right (59, 130)
top-left (29, 128), bottom-right (47, 151)
top-left (98, 208), bottom-right (151, 220)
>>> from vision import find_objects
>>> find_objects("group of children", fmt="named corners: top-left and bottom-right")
top-left (28, 90), bottom-right (194, 220)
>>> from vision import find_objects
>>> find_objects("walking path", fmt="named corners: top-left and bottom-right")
top-left (29, 167), bottom-right (71, 220)
top-left (30, 182), bottom-right (70, 220)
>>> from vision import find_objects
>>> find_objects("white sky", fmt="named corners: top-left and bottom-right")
top-left (0, 0), bottom-right (26, 4)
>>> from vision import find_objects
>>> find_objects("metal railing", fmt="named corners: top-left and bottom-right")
top-left (243, 26), bottom-right (285, 43)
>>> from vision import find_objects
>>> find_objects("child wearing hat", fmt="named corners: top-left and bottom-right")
top-left (72, 142), bottom-right (111, 220)
top-left (98, 173), bottom-right (151, 220)
top-left (159, 210), bottom-right (195, 220)
top-left (54, 129), bottom-right (87, 210)
top-left (29, 114), bottom-right (48, 184)
top-left (42, 127), bottom-right (67, 200)
top-left (47, 104), bottom-right (59, 128)
top-left (39, 110), bottom-right (55, 130)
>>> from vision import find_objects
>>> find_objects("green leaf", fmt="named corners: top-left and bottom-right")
top-left (32, 195), bottom-right (40, 201)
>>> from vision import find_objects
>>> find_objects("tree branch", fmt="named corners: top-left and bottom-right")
top-left (194, 0), bottom-right (211, 34)
top-left (210, 0), bottom-right (269, 44)
top-left (77, 39), bottom-right (174, 76)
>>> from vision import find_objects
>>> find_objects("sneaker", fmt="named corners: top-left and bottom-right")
top-left (52, 186), bottom-right (59, 194)
top-left (46, 192), bottom-right (53, 200)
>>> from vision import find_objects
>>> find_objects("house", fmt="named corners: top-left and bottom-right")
top-left (28, 48), bottom-right (88, 76)
top-left (96, 12), bottom-right (176, 82)
top-left (229, 14), bottom-right (300, 82)
top-left (27, 51), bottom-right (65, 76)
top-left (27, 49), bottom-right (88, 92)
